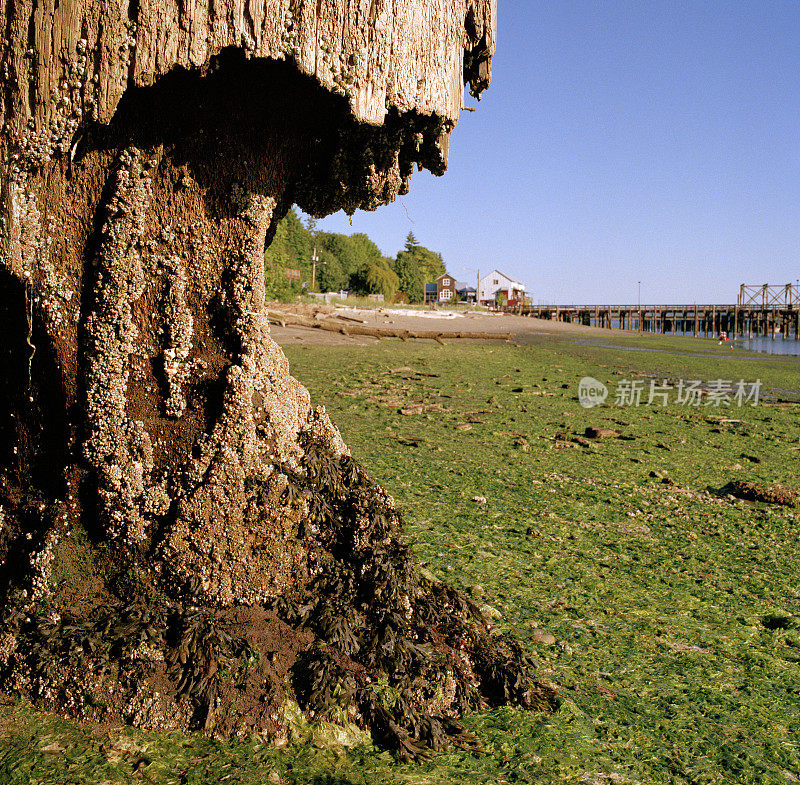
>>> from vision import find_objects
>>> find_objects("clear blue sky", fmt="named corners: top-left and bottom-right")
top-left (306, 2), bottom-right (800, 304)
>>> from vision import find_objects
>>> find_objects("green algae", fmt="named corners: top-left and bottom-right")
top-left (2, 331), bottom-right (799, 783)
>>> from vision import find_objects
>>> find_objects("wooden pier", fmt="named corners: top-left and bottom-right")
top-left (512, 303), bottom-right (800, 340)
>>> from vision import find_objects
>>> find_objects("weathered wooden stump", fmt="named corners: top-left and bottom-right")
top-left (0, 0), bottom-right (554, 755)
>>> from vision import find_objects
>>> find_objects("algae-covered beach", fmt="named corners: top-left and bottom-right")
top-left (3, 327), bottom-right (798, 784)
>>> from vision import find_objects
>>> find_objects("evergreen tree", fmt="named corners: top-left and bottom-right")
top-left (393, 251), bottom-right (426, 303)
top-left (393, 235), bottom-right (446, 302)
top-left (266, 208), bottom-right (314, 284)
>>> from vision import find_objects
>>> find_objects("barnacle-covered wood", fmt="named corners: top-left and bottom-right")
top-left (1, 0), bottom-right (495, 156)
top-left (0, 0), bottom-right (555, 759)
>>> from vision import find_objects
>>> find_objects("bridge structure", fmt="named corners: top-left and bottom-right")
top-left (514, 303), bottom-right (800, 339)
top-left (737, 283), bottom-right (800, 309)
top-left (514, 285), bottom-right (800, 341)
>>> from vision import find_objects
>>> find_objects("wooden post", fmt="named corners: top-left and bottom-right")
top-left (694, 304), bottom-right (698, 336)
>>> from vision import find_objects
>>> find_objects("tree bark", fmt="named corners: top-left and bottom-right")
top-left (0, 0), bottom-right (553, 754)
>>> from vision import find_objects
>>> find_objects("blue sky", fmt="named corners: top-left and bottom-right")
top-left (306, 2), bottom-right (800, 304)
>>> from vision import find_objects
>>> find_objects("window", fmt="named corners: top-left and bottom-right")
top-left (442, 278), bottom-right (450, 286)
top-left (440, 289), bottom-right (452, 300)
top-left (493, 279), bottom-right (498, 285)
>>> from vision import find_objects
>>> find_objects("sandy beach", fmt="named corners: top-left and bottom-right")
top-left (268, 304), bottom-right (626, 347)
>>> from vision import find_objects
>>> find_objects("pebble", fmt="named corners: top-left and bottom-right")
top-left (479, 603), bottom-right (502, 619)
top-left (530, 628), bottom-right (556, 646)
top-left (472, 495), bottom-right (487, 504)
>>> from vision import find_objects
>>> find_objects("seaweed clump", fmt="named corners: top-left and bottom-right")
top-left (270, 433), bottom-right (558, 759)
top-left (723, 480), bottom-right (800, 507)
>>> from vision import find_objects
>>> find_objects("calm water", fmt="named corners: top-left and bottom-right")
top-left (563, 335), bottom-right (800, 359)
top-left (732, 336), bottom-right (800, 356)
top-left (578, 319), bottom-right (800, 357)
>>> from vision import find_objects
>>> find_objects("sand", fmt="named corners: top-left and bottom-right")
top-left (268, 306), bottom-right (624, 347)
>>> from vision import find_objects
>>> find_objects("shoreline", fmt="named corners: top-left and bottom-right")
top-left (268, 304), bottom-right (800, 358)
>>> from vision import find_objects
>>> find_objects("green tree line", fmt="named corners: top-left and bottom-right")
top-left (264, 209), bottom-right (447, 302)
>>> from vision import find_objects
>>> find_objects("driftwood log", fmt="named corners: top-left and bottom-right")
top-left (266, 310), bottom-right (514, 341)
top-left (0, 0), bottom-right (554, 755)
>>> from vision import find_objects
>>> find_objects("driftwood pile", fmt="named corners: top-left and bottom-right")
top-left (266, 311), bottom-right (514, 343)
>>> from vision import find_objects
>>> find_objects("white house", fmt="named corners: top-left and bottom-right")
top-left (478, 270), bottom-right (526, 306)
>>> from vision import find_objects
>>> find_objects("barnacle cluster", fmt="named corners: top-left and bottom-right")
top-left (157, 255), bottom-right (194, 419)
top-left (82, 147), bottom-right (154, 546)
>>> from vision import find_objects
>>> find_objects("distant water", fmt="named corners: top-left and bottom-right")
top-left (573, 318), bottom-right (800, 357)
top-left (562, 335), bottom-right (800, 360)
top-left (732, 336), bottom-right (800, 357)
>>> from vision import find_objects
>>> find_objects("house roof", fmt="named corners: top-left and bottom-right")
top-left (456, 283), bottom-right (476, 292)
top-left (480, 269), bottom-right (525, 289)
top-left (436, 272), bottom-right (455, 282)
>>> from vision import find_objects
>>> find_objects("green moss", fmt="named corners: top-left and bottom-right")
top-left (3, 332), bottom-right (800, 783)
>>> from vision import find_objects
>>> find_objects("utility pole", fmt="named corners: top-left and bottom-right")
top-left (311, 246), bottom-right (319, 292)
top-left (638, 281), bottom-right (641, 332)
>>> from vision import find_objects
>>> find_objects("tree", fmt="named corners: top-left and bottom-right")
top-left (346, 232), bottom-right (386, 271)
top-left (393, 251), bottom-right (427, 303)
top-left (351, 257), bottom-right (400, 300)
top-left (265, 221), bottom-right (392, 294)
top-left (268, 208), bottom-right (315, 283)
top-left (393, 237), bottom-right (447, 302)
top-left (264, 261), bottom-right (299, 302)
top-left (0, 0), bottom-right (552, 758)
